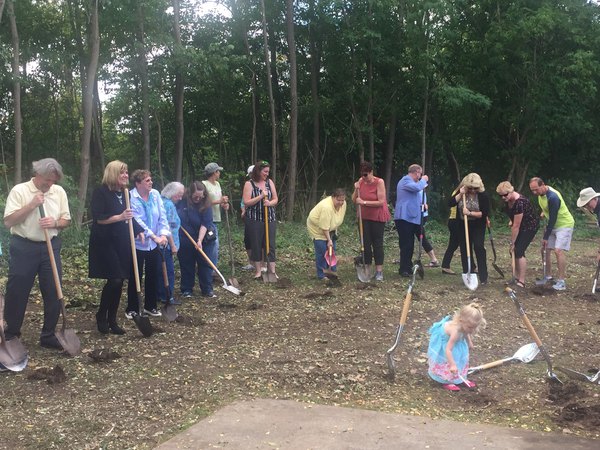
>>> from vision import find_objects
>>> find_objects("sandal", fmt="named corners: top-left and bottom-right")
top-left (515, 280), bottom-right (525, 288)
top-left (443, 384), bottom-right (461, 391)
top-left (427, 261), bottom-right (440, 268)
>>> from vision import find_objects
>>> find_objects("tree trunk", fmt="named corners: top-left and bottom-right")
top-left (76, 0), bottom-right (100, 226)
top-left (285, 0), bottom-right (298, 221)
top-left (172, 0), bottom-right (184, 181)
top-left (308, 0), bottom-right (320, 207)
top-left (420, 76), bottom-right (429, 172)
top-left (8, 0), bottom-right (21, 184)
top-left (136, 0), bottom-right (151, 170)
top-left (260, 0), bottom-right (277, 182)
top-left (383, 111), bottom-right (396, 199)
top-left (155, 113), bottom-right (164, 184)
top-left (92, 78), bottom-right (105, 173)
top-left (0, 0), bottom-right (5, 25)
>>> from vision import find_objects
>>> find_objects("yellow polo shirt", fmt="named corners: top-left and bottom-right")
top-left (4, 179), bottom-right (71, 242)
top-left (307, 196), bottom-right (347, 240)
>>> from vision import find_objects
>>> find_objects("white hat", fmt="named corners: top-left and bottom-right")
top-left (577, 187), bottom-right (600, 207)
top-left (247, 165), bottom-right (255, 176)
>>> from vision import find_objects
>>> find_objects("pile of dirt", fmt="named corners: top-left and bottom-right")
top-left (556, 403), bottom-right (600, 428)
top-left (26, 365), bottom-right (67, 384)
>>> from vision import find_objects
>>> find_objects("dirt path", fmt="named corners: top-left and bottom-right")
top-left (155, 399), bottom-right (597, 449)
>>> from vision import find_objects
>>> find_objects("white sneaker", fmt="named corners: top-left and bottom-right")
top-left (375, 271), bottom-right (384, 281)
top-left (241, 264), bottom-right (254, 271)
top-left (552, 279), bottom-right (566, 291)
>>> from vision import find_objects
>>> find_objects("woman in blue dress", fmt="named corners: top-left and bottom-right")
top-left (427, 303), bottom-right (486, 391)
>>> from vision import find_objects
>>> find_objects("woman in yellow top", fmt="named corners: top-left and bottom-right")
top-left (307, 189), bottom-right (347, 280)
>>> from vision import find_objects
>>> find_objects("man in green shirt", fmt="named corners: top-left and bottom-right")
top-left (529, 177), bottom-right (574, 291)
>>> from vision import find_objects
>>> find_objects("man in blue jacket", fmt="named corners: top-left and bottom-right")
top-left (394, 164), bottom-right (429, 277)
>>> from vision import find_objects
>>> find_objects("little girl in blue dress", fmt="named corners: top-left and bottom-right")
top-left (427, 302), bottom-right (486, 391)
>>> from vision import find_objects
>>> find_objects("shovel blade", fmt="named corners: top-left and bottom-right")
top-left (513, 342), bottom-right (540, 363)
top-left (356, 264), bottom-right (371, 282)
top-left (161, 303), bottom-right (178, 322)
top-left (56, 329), bottom-right (81, 356)
top-left (223, 283), bottom-right (244, 295)
top-left (228, 277), bottom-right (240, 289)
top-left (462, 272), bottom-right (479, 290)
top-left (385, 352), bottom-right (396, 382)
top-left (134, 314), bottom-right (153, 337)
top-left (492, 262), bottom-right (505, 278)
top-left (262, 272), bottom-right (278, 283)
top-left (555, 366), bottom-right (595, 383)
top-left (0, 338), bottom-right (29, 372)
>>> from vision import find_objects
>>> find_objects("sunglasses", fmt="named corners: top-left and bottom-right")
top-left (500, 193), bottom-right (509, 198)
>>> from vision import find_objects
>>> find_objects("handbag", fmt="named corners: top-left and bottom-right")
top-left (203, 225), bottom-right (217, 244)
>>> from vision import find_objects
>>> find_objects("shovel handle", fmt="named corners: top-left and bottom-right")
top-left (398, 291), bottom-right (413, 326)
top-left (264, 204), bottom-right (270, 256)
top-left (358, 205), bottom-right (365, 251)
top-left (462, 194), bottom-right (471, 259)
top-left (124, 189), bottom-right (142, 293)
top-left (38, 206), bottom-right (64, 301)
top-left (470, 358), bottom-right (509, 372)
top-left (180, 226), bottom-right (226, 283)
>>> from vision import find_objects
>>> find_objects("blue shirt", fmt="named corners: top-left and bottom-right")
top-left (130, 188), bottom-right (170, 251)
top-left (162, 197), bottom-right (181, 250)
top-left (394, 175), bottom-right (428, 224)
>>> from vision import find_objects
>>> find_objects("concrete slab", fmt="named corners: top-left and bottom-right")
top-left (155, 399), bottom-right (597, 449)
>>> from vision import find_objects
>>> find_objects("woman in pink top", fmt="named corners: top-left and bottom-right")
top-left (352, 161), bottom-right (391, 281)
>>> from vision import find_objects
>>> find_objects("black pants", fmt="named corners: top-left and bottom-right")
top-left (459, 221), bottom-right (487, 282)
top-left (362, 220), bottom-right (385, 265)
top-left (395, 219), bottom-right (421, 274)
top-left (97, 278), bottom-right (125, 324)
top-left (4, 235), bottom-right (62, 341)
top-left (127, 247), bottom-right (160, 313)
top-left (442, 219), bottom-right (460, 269)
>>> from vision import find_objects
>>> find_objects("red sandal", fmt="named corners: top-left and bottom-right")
top-left (443, 384), bottom-right (461, 391)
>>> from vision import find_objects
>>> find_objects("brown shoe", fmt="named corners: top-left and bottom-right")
top-left (441, 268), bottom-right (456, 275)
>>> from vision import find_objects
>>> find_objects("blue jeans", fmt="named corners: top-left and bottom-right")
top-left (206, 223), bottom-right (219, 266)
top-left (158, 247), bottom-right (175, 301)
top-left (178, 240), bottom-right (215, 296)
top-left (314, 239), bottom-right (337, 279)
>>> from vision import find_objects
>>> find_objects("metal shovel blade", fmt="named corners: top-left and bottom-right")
top-left (56, 327), bottom-right (81, 357)
top-left (555, 367), bottom-right (600, 384)
top-left (133, 312), bottom-right (153, 337)
top-left (356, 263), bottom-right (372, 283)
top-left (222, 283), bottom-right (244, 296)
top-left (462, 272), bottom-right (479, 291)
top-left (0, 338), bottom-right (28, 372)
top-left (512, 342), bottom-right (540, 363)
top-left (161, 303), bottom-right (178, 322)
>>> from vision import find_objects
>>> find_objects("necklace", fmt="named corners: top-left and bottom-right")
top-left (115, 191), bottom-right (123, 205)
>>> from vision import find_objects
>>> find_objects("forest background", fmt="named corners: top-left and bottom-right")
top-left (1, 0), bottom-right (600, 229)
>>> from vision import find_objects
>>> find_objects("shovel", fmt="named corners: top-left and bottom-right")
top-left (555, 367), bottom-right (600, 385)
top-left (355, 204), bottom-right (371, 282)
top-left (0, 293), bottom-right (28, 372)
top-left (262, 204), bottom-right (278, 283)
top-left (385, 263), bottom-right (418, 382)
top-left (159, 246), bottom-right (178, 322)
top-left (468, 342), bottom-right (539, 374)
top-left (124, 189), bottom-right (153, 338)
top-left (323, 246), bottom-right (338, 279)
top-left (505, 287), bottom-right (562, 384)
top-left (592, 260), bottom-right (600, 294)
top-left (535, 245), bottom-right (550, 286)
top-left (181, 227), bottom-right (244, 296)
top-left (461, 195), bottom-right (478, 290)
top-left (39, 205), bottom-right (81, 356)
top-left (223, 203), bottom-right (239, 288)
top-left (487, 222), bottom-right (505, 278)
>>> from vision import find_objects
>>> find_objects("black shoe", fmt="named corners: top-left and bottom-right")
top-left (97, 320), bottom-right (110, 335)
top-left (398, 268), bottom-right (411, 277)
top-left (40, 335), bottom-right (63, 350)
top-left (109, 323), bottom-right (126, 335)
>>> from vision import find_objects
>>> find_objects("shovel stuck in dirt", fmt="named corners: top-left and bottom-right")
top-left (505, 287), bottom-right (562, 384)
top-left (323, 246), bottom-right (338, 279)
top-left (385, 263), bottom-right (418, 382)
top-left (0, 293), bottom-right (28, 372)
top-left (355, 205), bottom-right (371, 282)
top-left (461, 194), bottom-right (478, 291)
top-left (39, 205), bottom-right (81, 356)
top-left (555, 367), bottom-right (600, 385)
top-left (159, 246), bottom-right (178, 322)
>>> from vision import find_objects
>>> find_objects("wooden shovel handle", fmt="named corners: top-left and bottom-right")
top-left (471, 358), bottom-right (508, 372)
top-left (38, 206), bottom-right (63, 300)
top-left (519, 314), bottom-right (545, 349)
top-left (264, 204), bottom-right (270, 255)
top-left (463, 193), bottom-right (471, 259)
top-left (398, 292), bottom-right (412, 326)
top-left (180, 226), bottom-right (220, 274)
top-left (124, 189), bottom-right (142, 293)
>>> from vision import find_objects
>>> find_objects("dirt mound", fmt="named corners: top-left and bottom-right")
top-left (530, 286), bottom-right (557, 296)
top-left (27, 365), bottom-right (67, 384)
top-left (547, 381), bottom-right (584, 405)
top-left (556, 403), bottom-right (600, 428)
top-left (88, 348), bottom-right (121, 363)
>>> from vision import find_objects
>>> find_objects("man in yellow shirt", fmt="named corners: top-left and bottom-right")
top-left (3, 158), bottom-right (71, 350)
top-left (307, 189), bottom-right (347, 280)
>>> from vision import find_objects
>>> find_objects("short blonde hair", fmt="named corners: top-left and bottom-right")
top-left (102, 160), bottom-right (128, 191)
top-left (453, 302), bottom-right (486, 335)
top-left (496, 181), bottom-right (514, 196)
top-left (461, 173), bottom-right (485, 192)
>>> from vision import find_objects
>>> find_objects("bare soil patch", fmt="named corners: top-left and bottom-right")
top-left (1, 234), bottom-right (599, 449)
